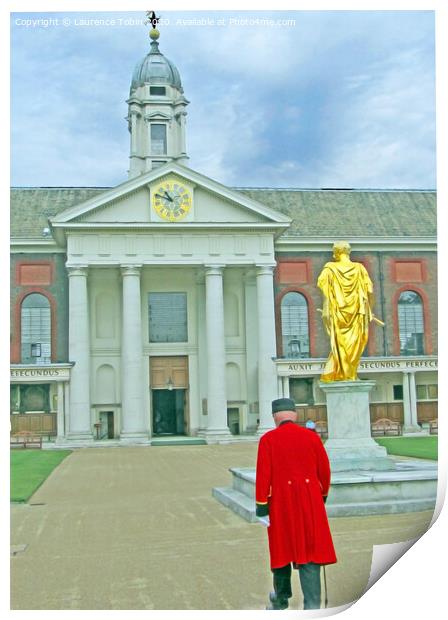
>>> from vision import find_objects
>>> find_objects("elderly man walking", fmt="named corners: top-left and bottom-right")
top-left (256, 398), bottom-right (337, 610)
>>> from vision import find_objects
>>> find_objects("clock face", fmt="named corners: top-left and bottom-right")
top-left (152, 180), bottom-right (192, 222)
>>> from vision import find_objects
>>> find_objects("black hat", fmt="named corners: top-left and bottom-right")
top-left (272, 398), bottom-right (296, 414)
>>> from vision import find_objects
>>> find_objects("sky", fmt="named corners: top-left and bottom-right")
top-left (10, 9), bottom-right (436, 189)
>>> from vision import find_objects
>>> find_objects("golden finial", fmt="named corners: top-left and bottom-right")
top-left (145, 10), bottom-right (160, 38)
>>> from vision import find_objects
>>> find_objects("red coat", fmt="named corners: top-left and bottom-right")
top-left (256, 421), bottom-right (337, 569)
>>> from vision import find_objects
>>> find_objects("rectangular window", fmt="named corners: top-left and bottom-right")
top-left (152, 160), bottom-right (167, 169)
top-left (150, 86), bottom-right (166, 96)
top-left (148, 293), bottom-right (188, 343)
top-left (427, 384), bottom-right (438, 399)
top-left (393, 385), bottom-right (403, 400)
top-left (289, 378), bottom-right (314, 405)
top-left (151, 124), bottom-right (167, 155)
top-left (416, 385), bottom-right (428, 400)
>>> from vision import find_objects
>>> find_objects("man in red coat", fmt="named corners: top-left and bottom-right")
top-left (256, 398), bottom-right (337, 610)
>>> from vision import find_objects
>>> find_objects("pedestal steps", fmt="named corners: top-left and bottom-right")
top-left (212, 459), bottom-right (438, 520)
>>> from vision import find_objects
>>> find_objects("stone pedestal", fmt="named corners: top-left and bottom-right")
top-left (320, 380), bottom-right (395, 472)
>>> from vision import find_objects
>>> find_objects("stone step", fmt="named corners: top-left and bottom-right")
top-left (151, 437), bottom-right (206, 446)
top-left (213, 460), bottom-right (438, 520)
top-left (325, 497), bottom-right (437, 517)
top-left (212, 486), bottom-right (257, 523)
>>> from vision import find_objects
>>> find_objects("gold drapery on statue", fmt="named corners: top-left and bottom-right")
top-left (317, 241), bottom-right (373, 382)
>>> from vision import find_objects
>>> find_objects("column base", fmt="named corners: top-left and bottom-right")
top-left (65, 431), bottom-right (94, 441)
top-left (197, 428), bottom-right (233, 444)
top-left (120, 431), bottom-right (150, 443)
top-left (402, 425), bottom-right (424, 434)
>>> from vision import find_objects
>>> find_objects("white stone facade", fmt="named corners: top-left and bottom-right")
top-left (50, 163), bottom-right (290, 443)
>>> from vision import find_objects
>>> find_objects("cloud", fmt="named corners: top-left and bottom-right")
top-left (187, 82), bottom-right (268, 185)
top-left (307, 45), bottom-right (436, 188)
top-left (10, 10), bottom-right (436, 189)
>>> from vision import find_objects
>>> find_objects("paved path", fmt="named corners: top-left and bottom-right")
top-left (11, 444), bottom-right (433, 610)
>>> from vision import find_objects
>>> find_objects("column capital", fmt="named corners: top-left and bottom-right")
top-left (204, 264), bottom-right (225, 276)
top-left (255, 264), bottom-right (276, 276)
top-left (120, 265), bottom-right (142, 277)
top-left (66, 265), bottom-right (89, 277)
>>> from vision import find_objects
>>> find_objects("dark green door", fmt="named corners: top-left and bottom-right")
top-left (153, 389), bottom-right (185, 435)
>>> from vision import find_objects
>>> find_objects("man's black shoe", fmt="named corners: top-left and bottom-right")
top-left (265, 591), bottom-right (289, 610)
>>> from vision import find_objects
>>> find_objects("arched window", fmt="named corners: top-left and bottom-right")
top-left (398, 291), bottom-right (424, 355)
top-left (281, 292), bottom-right (310, 358)
top-left (21, 293), bottom-right (51, 364)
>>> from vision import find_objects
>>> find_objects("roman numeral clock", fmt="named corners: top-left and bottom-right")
top-left (151, 177), bottom-right (193, 222)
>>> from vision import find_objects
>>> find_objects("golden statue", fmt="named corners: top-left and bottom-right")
top-left (317, 241), bottom-right (383, 382)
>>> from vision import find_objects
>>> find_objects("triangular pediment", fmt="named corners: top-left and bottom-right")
top-left (50, 162), bottom-right (291, 236)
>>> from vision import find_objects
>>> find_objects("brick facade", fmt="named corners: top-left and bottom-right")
top-left (10, 254), bottom-right (69, 363)
top-left (274, 251), bottom-right (437, 359)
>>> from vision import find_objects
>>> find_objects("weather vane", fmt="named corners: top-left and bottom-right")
top-left (145, 11), bottom-right (160, 30)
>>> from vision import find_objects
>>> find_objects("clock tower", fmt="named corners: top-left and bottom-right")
top-left (127, 28), bottom-right (189, 178)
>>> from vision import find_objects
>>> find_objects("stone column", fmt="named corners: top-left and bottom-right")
top-left (402, 372), bottom-right (412, 428)
top-left (200, 265), bottom-right (231, 442)
top-left (256, 265), bottom-right (277, 434)
top-left (67, 266), bottom-right (92, 439)
top-left (56, 381), bottom-right (65, 441)
top-left (63, 382), bottom-right (70, 440)
top-left (179, 111), bottom-right (188, 161)
top-left (120, 265), bottom-right (148, 440)
top-left (243, 271), bottom-right (258, 434)
top-left (402, 371), bottom-right (421, 433)
top-left (277, 376), bottom-right (283, 397)
top-left (130, 111), bottom-right (138, 155)
top-left (196, 274), bottom-right (207, 431)
top-left (128, 110), bottom-right (142, 179)
top-left (282, 376), bottom-right (290, 399)
top-left (409, 371), bottom-right (420, 429)
top-left (144, 118), bottom-right (152, 172)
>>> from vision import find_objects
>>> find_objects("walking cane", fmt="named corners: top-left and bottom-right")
top-left (323, 565), bottom-right (328, 608)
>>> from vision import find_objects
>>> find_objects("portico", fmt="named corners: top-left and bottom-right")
top-left (49, 163), bottom-right (290, 444)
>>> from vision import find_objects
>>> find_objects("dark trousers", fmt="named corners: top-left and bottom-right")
top-left (272, 562), bottom-right (321, 609)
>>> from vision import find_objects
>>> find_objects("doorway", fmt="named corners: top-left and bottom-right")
top-left (99, 411), bottom-right (114, 439)
top-left (227, 407), bottom-right (240, 435)
top-left (152, 389), bottom-right (186, 435)
top-left (150, 356), bottom-right (189, 436)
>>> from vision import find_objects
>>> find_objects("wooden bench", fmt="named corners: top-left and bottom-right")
top-left (315, 421), bottom-right (328, 439)
top-left (371, 418), bottom-right (402, 436)
top-left (10, 431), bottom-right (43, 449)
top-left (429, 419), bottom-right (438, 435)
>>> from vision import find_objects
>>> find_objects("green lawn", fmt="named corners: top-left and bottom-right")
top-left (10, 450), bottom-right (72, 502)
top-left (374, 436), bottom-right (438, 460)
